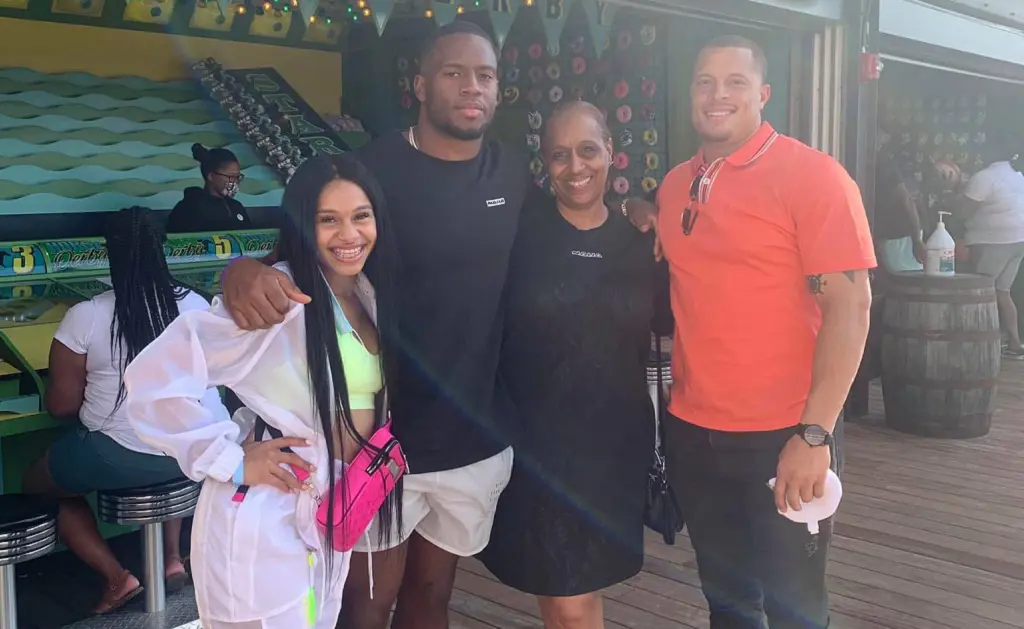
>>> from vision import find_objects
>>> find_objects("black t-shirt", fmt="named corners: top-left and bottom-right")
top-left (355, 131), bottom-right (529, 472)
top-left (166, 187), bottom-right (252, 233)
top-left (502, 196), bottom-right (657, 481)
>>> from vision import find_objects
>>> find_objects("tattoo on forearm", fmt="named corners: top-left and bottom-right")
top-left (807, 275), bottom-right (825, 295)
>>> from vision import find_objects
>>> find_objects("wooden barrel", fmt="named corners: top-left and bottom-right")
top-left (880, 272), bottom-right (1000, 438)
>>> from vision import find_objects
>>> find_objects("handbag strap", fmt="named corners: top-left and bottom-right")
top-left (653, 334), bottom-right (667, 455)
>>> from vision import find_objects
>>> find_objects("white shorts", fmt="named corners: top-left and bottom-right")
top-left (354, 447), bottom-right (514, 557)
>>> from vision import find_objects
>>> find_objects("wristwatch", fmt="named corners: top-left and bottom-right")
top-left (795, 423), bottom-right (833, 447)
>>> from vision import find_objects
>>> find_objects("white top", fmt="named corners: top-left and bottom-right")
top-left (53, 288), bottom-right (225, 455)
top-left (962, 161), bottom-right (1024, 246)
top-left (124, 263), bottom-right (377, 623)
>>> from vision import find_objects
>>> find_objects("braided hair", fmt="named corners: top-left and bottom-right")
top-left (105, 207), bottom-right (187, 412)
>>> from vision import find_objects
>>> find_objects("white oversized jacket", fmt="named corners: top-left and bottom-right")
top-left (124, 264), bottom-right (377, 623)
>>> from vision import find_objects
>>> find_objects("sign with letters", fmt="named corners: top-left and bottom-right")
top-left (0, 230), bottom-right (279, 279)
top-left (225, 68), bottom-right (350, 158)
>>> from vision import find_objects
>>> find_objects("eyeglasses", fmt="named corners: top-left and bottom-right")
top-left (215, 172), bottom-right (245, 183)
top-left (682, 171), bottom-right (703, 236)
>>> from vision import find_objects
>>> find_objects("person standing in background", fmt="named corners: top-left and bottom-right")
top-left (627, 35), bottom-right (874, 628)
top-left (166, 144), bottom-right (252, 233)
top-left (874, 128), bottom-right (925, 273)
top-left (959, 141), bottom-right (1024, 358)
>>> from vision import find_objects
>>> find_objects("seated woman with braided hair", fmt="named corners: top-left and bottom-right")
top-left (22, 207), bottom-right (229, 614)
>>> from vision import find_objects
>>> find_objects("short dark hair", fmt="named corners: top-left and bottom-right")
top-left (700, 35), bottom-right (768, 81)
top-left (543, 100), bottom-right (611, 147)
top-left (419, 21), bottom-right (496, 72)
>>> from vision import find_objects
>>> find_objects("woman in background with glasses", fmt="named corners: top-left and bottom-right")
top-left (166, 143), bottom-right (252, 233)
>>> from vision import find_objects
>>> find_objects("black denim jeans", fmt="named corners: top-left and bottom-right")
top-left (663, 415), bottom-right (843, 629)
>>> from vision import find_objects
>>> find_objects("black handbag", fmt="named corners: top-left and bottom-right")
top-left (643, 335), bottom-right (685, 545)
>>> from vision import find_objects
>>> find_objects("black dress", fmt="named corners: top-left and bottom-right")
top-left (479, 196), bottom-right (656, 596)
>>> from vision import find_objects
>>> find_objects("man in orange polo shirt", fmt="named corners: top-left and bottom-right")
top-left (628, 36), bottom-right (874, 628)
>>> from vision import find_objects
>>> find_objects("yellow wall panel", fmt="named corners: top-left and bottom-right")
top-left (122, 0), bottom-right (174, 24)
top-left (51, 0), bottom-right (103, 17)
top-left (189, 0), bottom-right (240, 32)
top-left (249, 8), bottom-right (292, 38)
top-left (0, 18), bottom-right (342, 114)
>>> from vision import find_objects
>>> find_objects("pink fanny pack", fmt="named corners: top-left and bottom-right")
top-left (234, 419), bottom-right (406, 553)
top-left (315, 422), bottom-right (406, 552)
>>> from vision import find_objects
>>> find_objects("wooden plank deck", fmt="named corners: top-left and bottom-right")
top-left (448, 360), bottom-right (1024, 628)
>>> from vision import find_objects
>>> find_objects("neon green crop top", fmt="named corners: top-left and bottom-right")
top-left (328, 277), bottom-right (383, 411)
top-left (338, 331), bottom-right (382, 410)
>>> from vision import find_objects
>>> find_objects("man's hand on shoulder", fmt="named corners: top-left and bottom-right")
top-left (221, 257), bottom-right (310, 330)
top-left (623, 198), bottom-right (663, 260)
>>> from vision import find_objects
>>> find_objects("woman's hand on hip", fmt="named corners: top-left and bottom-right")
top-left (242, 437), bottom-right (316, 493)
top-left (221, 258), bottom-right (310, 329)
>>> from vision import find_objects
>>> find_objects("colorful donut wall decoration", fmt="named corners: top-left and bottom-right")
top-left (499, 17), bottom-right (603, 188)
top-left (391, 40), bottom-right (422, 127)
top-left (597, 18), bottom-right (666, 204)
top-left (509, 12), bottom-right (666, 193)
top-left (878, 65), bottom-right (993, 190)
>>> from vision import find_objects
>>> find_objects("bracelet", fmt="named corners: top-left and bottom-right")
top-left (620, 198), bottom-right (629, 217)
top-left (232, 461), bottom-right (245, 486)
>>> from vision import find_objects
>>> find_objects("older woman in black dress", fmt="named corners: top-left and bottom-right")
top-left (479, 101), bottom-right (659, 628)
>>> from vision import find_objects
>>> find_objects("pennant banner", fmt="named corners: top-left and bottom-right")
top-left (433, 0), bottom-right (458, 25)
top-left (297, 0), bottom-right (318, 27)
top-left (369, 0), bottom-right (394, 35)
top-left (580, 0), bottom-right (616, 57)
top-left (488, 0), bottom-right (520, 51)
top-left (539, 0), bottom-right (573, 56)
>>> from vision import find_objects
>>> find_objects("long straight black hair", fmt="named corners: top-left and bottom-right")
top-left (276, 155), bottom-right (402, 560)
top-left (106, 207), bottom-right (187, 412)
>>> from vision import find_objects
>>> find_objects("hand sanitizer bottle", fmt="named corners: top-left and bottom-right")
top-left (925, 211), bottom-right (956, 276)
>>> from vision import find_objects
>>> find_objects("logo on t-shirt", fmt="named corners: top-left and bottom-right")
top-left (572, 250), bottom-right (603, 258)
top-left (486, 197), bottom-right (506, 208)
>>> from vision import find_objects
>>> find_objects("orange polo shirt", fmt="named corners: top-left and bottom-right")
top-left (657, 123), bottom-right (875, 433)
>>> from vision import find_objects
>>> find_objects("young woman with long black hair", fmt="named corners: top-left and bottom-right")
top-left (23, 207), bottom-right (225, 614)
top-left (123, 154), bottom-right (402, 628)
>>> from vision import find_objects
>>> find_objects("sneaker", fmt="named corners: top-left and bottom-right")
top-left (1002, 346), bottom-right (1024, 360)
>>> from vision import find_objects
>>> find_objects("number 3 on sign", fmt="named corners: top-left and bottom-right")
top-left (11, 246), bottom-right (35, 275)
top-left (213, 236), bottom-right (233, 260)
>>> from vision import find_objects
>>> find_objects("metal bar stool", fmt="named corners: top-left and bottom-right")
top-left (0, 494), bottom-right (58, 629)
top-left (97, 478), bottom-right (200, 613)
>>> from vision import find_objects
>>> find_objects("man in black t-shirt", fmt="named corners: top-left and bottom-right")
top-left (219, 22), bottom-right (525, 629)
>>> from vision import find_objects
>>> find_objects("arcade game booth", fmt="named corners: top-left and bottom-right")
top-left (0, 0), bottom-right (839, 625)
top-left (0, 2), bottom-right (369, 624)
